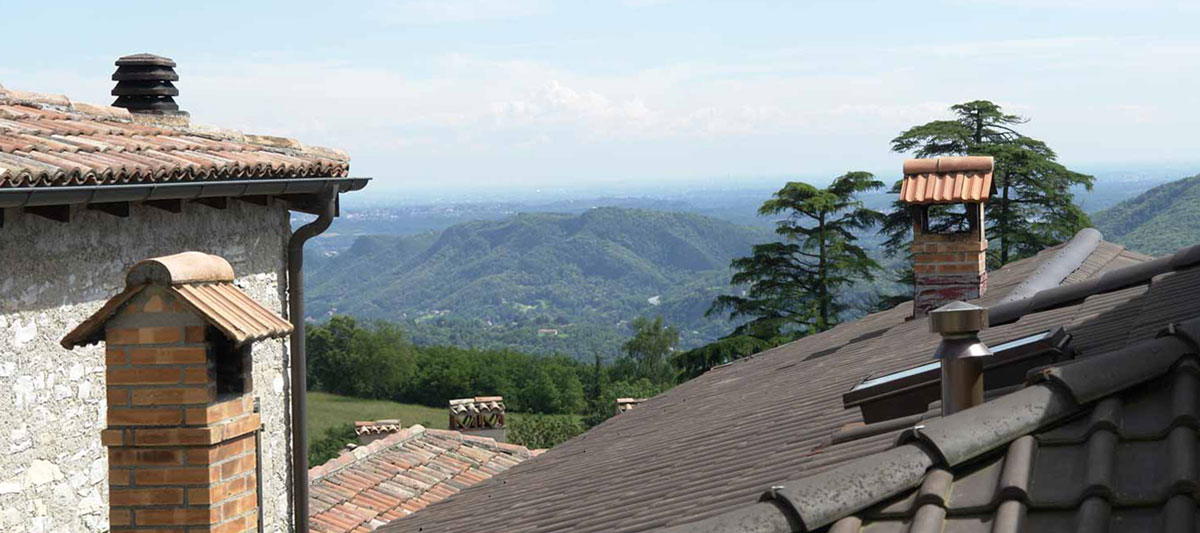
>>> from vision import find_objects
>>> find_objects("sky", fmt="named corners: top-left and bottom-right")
top-left (3, 1), bottom-right (1199, 199)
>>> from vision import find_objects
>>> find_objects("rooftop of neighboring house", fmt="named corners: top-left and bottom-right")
top-left (378, 223), bottom-right (1200, 532)
top-left (0, 54), bottom-right (365, 220)
top-left (307, 424), bottom-right (540, 533)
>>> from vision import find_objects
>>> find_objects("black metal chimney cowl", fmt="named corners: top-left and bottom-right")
top-left (111, 53), bottom-right (189, 119)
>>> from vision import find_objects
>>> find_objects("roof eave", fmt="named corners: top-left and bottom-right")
top-left (0, 176), bottom-right (369, 210)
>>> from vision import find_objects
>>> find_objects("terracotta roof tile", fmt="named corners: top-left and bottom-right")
top-left (308, 425), bottom-right (535, 533)
top-left (899, 156), bottom-right (994, 204)
top-left (60, 252), bottom-right (292, 348)
top-left (0, 86), bottom-right (348, 187)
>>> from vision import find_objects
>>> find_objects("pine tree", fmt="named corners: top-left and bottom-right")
top-left (621, 316), bottom-right (680, 386)
top-left (884, 100), bottom-right (1094, 265)
top-left (710, 172), bottom-right (884, 337)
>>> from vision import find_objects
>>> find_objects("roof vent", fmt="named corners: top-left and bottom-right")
top-left (111, 53), bottom-right (189, 125)
top-left (930, 301), bottom-right (992, 416)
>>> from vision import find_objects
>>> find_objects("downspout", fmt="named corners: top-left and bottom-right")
top-left (286, 188), bottom-right (336, 533)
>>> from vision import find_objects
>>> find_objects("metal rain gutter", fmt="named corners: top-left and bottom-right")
top-left (0, 177), bottom-right (369, 209)
top-left (285, 188), bottom-right (337, 533)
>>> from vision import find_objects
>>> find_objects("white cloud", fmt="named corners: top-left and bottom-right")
top-left (8, 32), bottom-right (1199, 188)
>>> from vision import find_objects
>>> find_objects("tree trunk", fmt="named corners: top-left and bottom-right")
top-left (818, 214), bottom-right (828, 331)
top-left (973, 113), bottom-right (983, 146)
top-left (1000, 182), bottom-right (1010, 264)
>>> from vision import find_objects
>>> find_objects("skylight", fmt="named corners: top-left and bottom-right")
top-left (843, 328), bottom-right (1068, 424)
top-left (849, 330), bottom-right (1056, 393)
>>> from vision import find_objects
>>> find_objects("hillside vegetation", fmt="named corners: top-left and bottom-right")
top-left (307, 207), bottom-right (772, 357)
top-left (1094, 174), bottom-right (1200, 256)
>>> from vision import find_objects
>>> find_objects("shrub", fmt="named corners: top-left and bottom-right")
top-left (308, 422), bottom-right (357, 467)
top-left (507, 414), bottom-right (585, 449)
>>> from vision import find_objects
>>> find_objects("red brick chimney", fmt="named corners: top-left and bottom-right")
top-left (899, 156), bottom-right (994, 316)
top-left (61, 252), bottom-right (292, 533)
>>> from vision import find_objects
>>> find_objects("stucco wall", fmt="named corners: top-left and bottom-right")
top-left (0, 202), bottom-right (295, 533)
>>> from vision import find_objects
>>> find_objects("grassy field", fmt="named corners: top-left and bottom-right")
top-left (307, 391), bottom-right (449, 437)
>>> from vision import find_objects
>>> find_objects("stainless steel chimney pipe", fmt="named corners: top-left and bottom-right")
top-left (929, 301), bottom-right (992, 416)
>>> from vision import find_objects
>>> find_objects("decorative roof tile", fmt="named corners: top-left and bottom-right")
top-left (899, 156), bottom-right (994, 204)
top-left (0, 86), bottom-right (348, 188)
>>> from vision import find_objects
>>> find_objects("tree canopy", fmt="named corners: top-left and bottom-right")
top-left (710, 172), bottom-right (885, 337)
top-left (620, 316), bottom-right (680, 386)
top-left (884, 100), bottom-right (1094, 264)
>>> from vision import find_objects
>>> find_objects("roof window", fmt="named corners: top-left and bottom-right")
top-left (842, 327), bottom-right (1070, 424)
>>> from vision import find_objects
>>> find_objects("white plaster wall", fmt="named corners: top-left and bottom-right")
top-left (0, 202), bottom-right (295, 533)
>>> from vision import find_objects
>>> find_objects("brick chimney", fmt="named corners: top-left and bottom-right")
top-left (449, 396), bottom-right (506, 443)
top-left (61, 252), bottom-right (292, 533)
top-left (899, 156), bottom-right (994, 316)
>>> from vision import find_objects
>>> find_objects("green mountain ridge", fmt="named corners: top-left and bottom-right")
top-left (1093, 173), bottom-right (1200, 256)
top-left (307, 207), bottom-right (774, 358)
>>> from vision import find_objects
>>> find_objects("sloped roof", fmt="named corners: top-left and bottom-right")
top-left (380, 232), bottom-right (1159, 533)
top-left (824, 354), bottom-right (1200, 532)
top-left (0, 85), bottom-right (348, 188)
top-left (61, 252), bottom-right (291, 348)
top-left (657, 247), bottom-right (1200, 532)
top-left (899, 156), bottom-right (993, 204)
top-left (308, 425), bottom-right (538, 533)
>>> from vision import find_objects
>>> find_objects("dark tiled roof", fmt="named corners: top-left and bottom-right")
top-left (657, 251), bottom-right (1200, 532)
top-left (308, 425), bottom-right (537, 533)
top-left (817, 321), bottom-right (1200, 532)
top-left (0, 86), bottom-right (348, 187)
top-left (381, 232), bottom-right (1161, 533)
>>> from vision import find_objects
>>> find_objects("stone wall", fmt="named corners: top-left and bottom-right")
top-left (0, 202), bottom-right (295, 533)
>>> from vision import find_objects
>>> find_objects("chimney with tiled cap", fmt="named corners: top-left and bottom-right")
top-left (111, 53), bottom-right (190, 127)
top-left (60, 252), bottom-right (293, 533)
top-left (449, 396), bottom-right (506, 442)
top-left (899, 156), bottom-right (994, 316)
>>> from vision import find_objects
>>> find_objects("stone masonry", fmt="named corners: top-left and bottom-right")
top-left (0, 202), bottom-right (293, 533)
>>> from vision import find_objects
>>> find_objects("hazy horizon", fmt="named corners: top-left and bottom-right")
top-left (4, 1), bottom-right (1199, 196)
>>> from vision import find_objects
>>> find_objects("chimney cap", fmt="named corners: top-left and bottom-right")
top-left (929, 301), bottom-right (987, 335)
top-left (115, 53), bottom-right (177, 68)
top-left (902, 156), bottom-right (994, 176)
top-left (111, 53), bottom-right (188, 123)
top-left (126, 251), bottom-right (235, 286)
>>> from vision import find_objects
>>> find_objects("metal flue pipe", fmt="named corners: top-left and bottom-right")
top-left (929, 301), bottom-right (992, 416)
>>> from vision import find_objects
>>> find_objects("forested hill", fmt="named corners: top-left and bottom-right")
top-left (306, 207), bottom-right (772, 358)
top-left (1094, 173), bottom-right (1200, 256)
